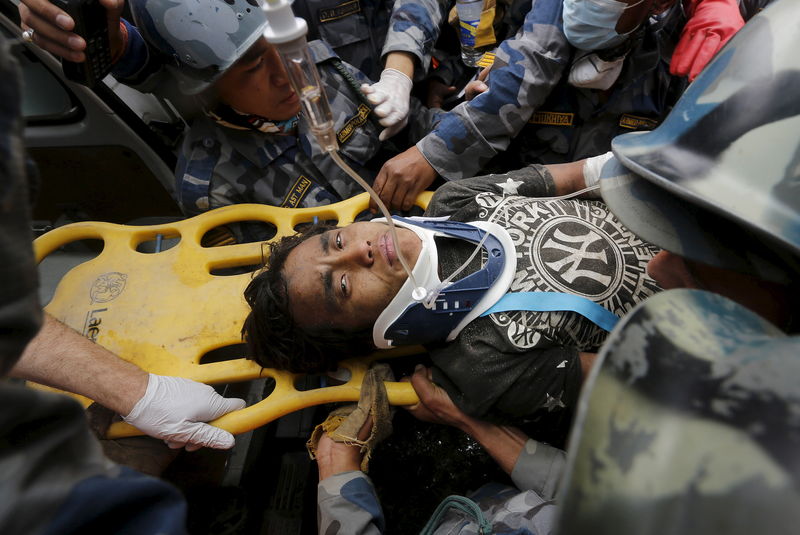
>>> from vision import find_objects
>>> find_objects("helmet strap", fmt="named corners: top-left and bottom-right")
top-left (207, 103), bottom-right (299, 135)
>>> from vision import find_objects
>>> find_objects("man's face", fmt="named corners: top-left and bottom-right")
top-left (214, 38), bottom-right (301, 120)
top-left (647, 250), bottom-right (791, 327)
top-left (283, 222), bottom-right (423, 333)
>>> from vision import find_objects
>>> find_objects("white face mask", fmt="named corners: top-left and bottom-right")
top-left (568, 51), bottom-right (627, 90)
top-left (563, 0), bottom-right (644, 51)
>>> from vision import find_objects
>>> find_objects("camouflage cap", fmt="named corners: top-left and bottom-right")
top-left (131, 0), bottom-right (269, 94)
top-left (557, 288), bottom-right (800, 535)
top-left (600, 0), bottom-right (800, 281)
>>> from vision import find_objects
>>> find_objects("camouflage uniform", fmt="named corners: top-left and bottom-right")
top-left (416, 0), bottom-right (691, 179)
top-left (0, 36), bottom-right (187, 535)
top-left (381, 0), bottom-right (449, 81)
top-left (176, 40), bottom-right (443, 216)
top-left (292, 0), bottom-right (394, 80)
top-left (114, 0), bottom-right (447, 86)
top-left (317, 438), bottom-right (564, 534)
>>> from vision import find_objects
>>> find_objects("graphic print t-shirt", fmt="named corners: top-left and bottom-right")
top-left (422, 166), bottom-right (660, 439)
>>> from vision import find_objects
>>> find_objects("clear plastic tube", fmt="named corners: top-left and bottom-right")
top-left (272, 39), bottom-right (339, 151)
top-left (264, 0), bottom-right (426, 298)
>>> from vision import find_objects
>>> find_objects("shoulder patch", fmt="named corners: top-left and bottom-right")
top-left (618, 114), bottom-right (659, 131)
top-left (337, 103), bottom-right (371, 145)
top-left (281, 176), bottom-right (313, 208)
top-left (319, 0), bottom-right (361, 23)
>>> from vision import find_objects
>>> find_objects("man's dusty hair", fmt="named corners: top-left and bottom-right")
top-left (241, 223), bottom-right (375, 373)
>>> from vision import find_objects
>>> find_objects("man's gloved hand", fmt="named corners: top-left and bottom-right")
top-left (123, 373), bottom-right (246, 451)
top-left (361, 68), bottom-right (413, 141)
top-left (670, 0), bottom-right (744, 81)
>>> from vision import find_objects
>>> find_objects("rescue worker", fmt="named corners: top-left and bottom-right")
top-left (558, 2), bottom-right (800, 532)
top-left (16, 0), bottom-right (446, 226)
top-left (17, 0), bottom-right (414, 82)
top-left (316, 365), bottom-right (564, 534)
top-left (15, 0), bottom-right (451, 138)
top-left (116, 0), bottom-right (440, 223)
top-left (310, 3), bottom-right (800, 531)
top-left (370, 0), bottom-right (769, 212)
top-left (0, 33), bottom-right (191, 534)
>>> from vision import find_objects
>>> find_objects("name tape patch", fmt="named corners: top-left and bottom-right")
top-left (319, 0), bottom-right (361, 23)
top-left (619, 114), bottom-right (658, 130)
top-left (281, 176), bottom-right (313, 208)
top-left (337, 103), bottom-right (371, 145)
top-left (529, 111), bottom-right (574, 126)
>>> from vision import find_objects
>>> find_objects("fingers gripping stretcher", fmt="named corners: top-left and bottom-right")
top-left (34, 193), bottom-right (431, 438)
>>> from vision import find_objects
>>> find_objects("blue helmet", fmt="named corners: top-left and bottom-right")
top-left (559, 3), bottom-right (800, 533)
top-left (600, 0), bottom-right (800, 283)
top-left (130, 0), bottom-right (268, 94)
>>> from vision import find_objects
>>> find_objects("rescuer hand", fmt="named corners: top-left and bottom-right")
top-left (123, 373), bottom-right (246, 451)
top-left (18, 0), bottom-right (125, 63)
top-left (670, 0), bottom-right (744, 81)
top-left (361, 68), bottom-right (413, 141)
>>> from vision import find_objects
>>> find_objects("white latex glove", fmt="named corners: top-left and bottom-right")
top-left (123, 373), bottom-right (246, 451)
top-left (582, 151), bottom-right (615, 197)
top-left (361, 68), bottom-right (413, 141)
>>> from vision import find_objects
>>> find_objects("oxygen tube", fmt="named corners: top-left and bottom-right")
top-left (261, 0), bottom-right (427, 302)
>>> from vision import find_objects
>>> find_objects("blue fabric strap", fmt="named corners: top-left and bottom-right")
top-left (481, 292), bottom-right (620, 332)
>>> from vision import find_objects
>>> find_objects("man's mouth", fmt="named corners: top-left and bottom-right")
top-left (379, 232), bottom-right (396, 267)
top-left (283, 92), bottom-right (299, 105)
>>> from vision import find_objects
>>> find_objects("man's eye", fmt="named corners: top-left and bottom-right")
top-left (335, 233), bottom-right (343, 249)
top-left (340, 275), bottom-right (348, 296)
top-left (246, 57), bottom-right (264, 72)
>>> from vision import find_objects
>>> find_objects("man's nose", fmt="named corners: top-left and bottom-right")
top-left (336, 240), bottom-right (374, 267)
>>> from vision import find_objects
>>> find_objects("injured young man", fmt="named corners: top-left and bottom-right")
top-left (242, 157), bottom-right (661, 442)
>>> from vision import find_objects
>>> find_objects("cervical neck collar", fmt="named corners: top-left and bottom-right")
top-left (372, 216), bottom-right (517, 348)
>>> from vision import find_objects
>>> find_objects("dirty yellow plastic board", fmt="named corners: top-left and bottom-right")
top-left (34, 192), bottom-right (432, 438)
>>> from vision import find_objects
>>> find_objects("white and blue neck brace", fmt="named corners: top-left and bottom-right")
top-left (372, 216), bottom-right (517, 348)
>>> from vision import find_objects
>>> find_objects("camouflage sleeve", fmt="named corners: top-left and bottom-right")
top-left (405, 96), bottom-right (446, 144)
top-left (510, 439), bottom-right (566, 498)
top-left (317, 472), bottom-right (385, 535)
top-left (381, 0), bottom-right (449, 78)
top-left (111, 20), bottom-right (170, 93)
top-left (175, 126), bottom-right (223, 216)
top-left (416, 0), bottom-right (571, 179)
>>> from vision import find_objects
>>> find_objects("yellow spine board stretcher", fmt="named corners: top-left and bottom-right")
top-left (34, 192), bottom-right (432, 438)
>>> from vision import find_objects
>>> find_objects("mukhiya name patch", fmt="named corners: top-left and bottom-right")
top-left (529, 111), bottom-right (574, 127)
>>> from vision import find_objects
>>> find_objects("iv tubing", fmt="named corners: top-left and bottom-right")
top-left (327, 149), bottom-right (424, 297)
